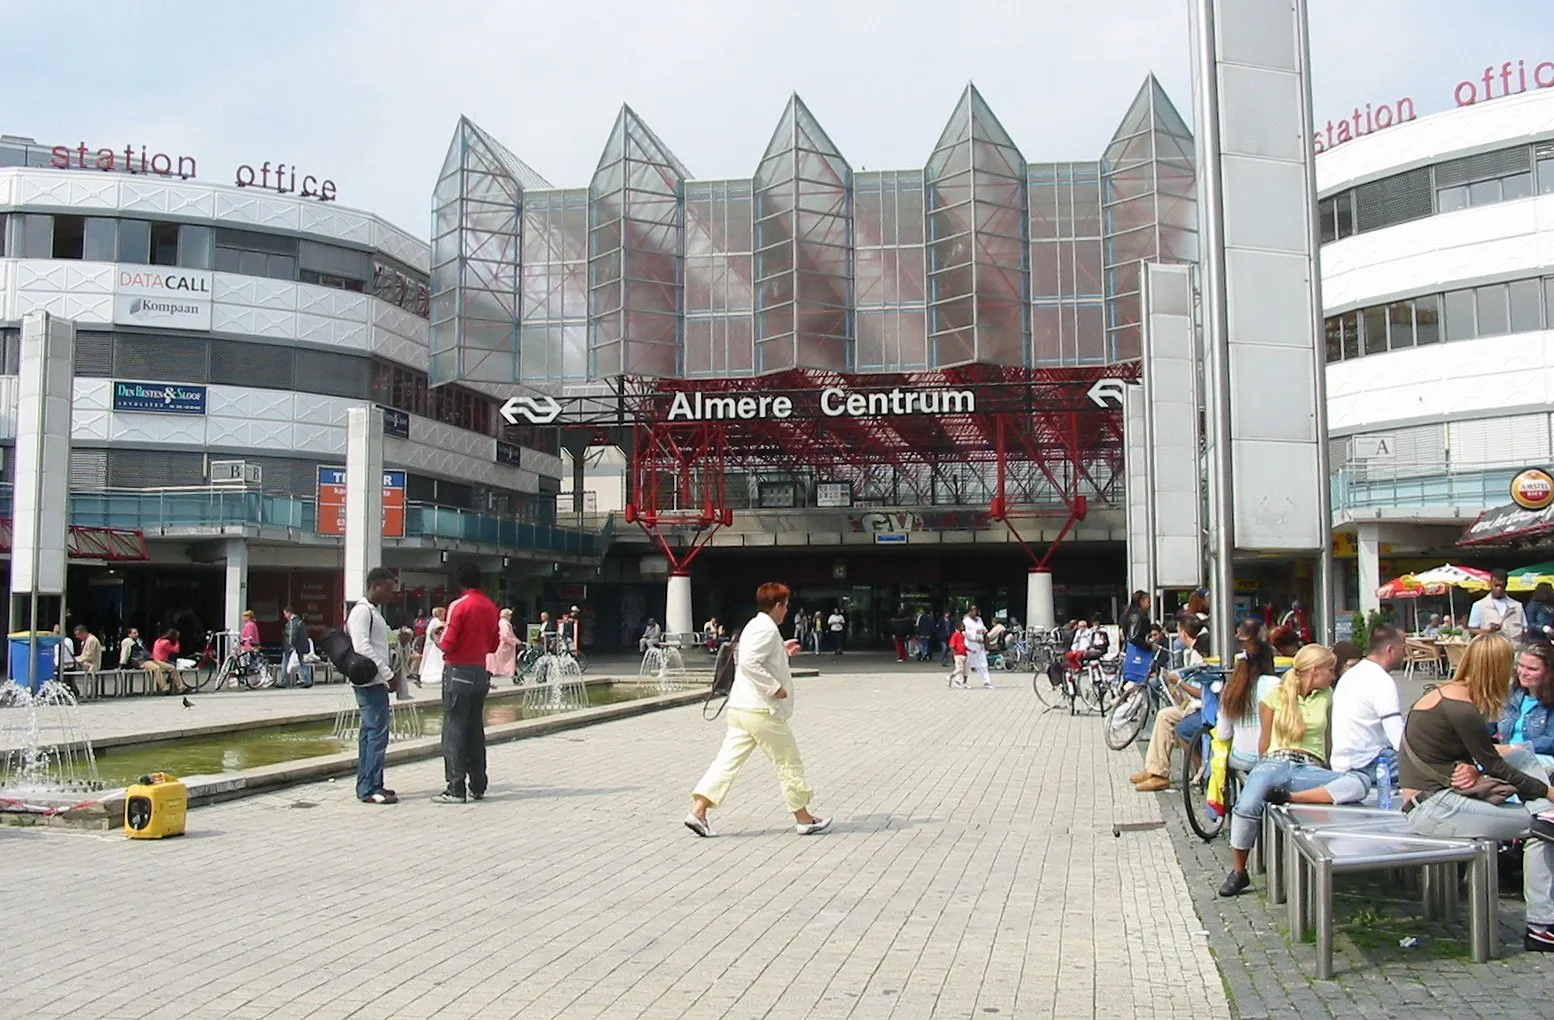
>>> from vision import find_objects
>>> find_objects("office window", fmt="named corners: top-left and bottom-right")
top-left (1539, 153), bottom-right (1554, 194)
top-left (149, 221), bottom-right (178, 266)
top-left (1437, 185), bottom-right (1467, 213)
top-left (1362, 305), bottom-right (1388, 355)
top-left (1501, 171), bottom-right (1533, 201)
top-left (52, 215), bottom-right (85, 259)
top-left (0, 213), bottom-right (6, 256)
top-left (1546, 278), bottom-right (1554, 329)
top-left (19, 214), bottom-right (52, 258)
top-left (1333, 191), bottom-right (1355, 240)
top-left (1324, 315), bottom-right (1341, 362)
top-left (118, 219), bottom-right (151, 264)
top-left (179, 224), bottom-right (212, 270)
top-left (1414, 293), bottom-right (1440, 345)
top-left (84, 218), bottom-right (117, 261)
top-left (1468, 178), bottom-right (1501, 206)
top-left (1443, 289), bottom-right (1475, 342)
top-left (1475, 283), bottom-right (1509, 337)
top-left (1387, 300), bottom-right (1415, 350)
top-left (1509, 278), bottom-right (1543, 333)
top-left (1340, 310), bottom-right (1359, 360)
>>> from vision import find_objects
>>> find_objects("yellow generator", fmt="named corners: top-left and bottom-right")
top-left (124, 773), bottom-right (188, 839)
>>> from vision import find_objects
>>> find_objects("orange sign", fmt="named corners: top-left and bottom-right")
top-left (1511, 468), bottom-right (1554, 511)
top-left (316, 467), bottom-right (407, 539)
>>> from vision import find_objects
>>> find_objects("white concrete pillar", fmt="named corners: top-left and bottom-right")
top-left (224, 538), bottom-right (249, 642)
top-left (666, 573), bottom-right (693, 639)
top-left (343, 406), bottom-right (385, 605)
top-left (1027, 569), bottom-right (1055, 630)
top-left (1356, 525), bottom-right (1381, 616)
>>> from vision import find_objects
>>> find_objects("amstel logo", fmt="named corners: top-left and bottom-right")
top-left (1510, 468), bottom-right (1554, 510)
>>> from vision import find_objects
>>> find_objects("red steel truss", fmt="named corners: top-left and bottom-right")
top-left (0, 521), bottom-right (150, 562)
top-left (603, 364), bottom-right (1138, 570)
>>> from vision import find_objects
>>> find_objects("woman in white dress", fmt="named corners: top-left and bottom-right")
top-left (420, 607), bottom-right (447, 687)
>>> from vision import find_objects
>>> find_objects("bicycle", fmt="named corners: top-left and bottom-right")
top-left (1101, 648), bottom-right (1175, 750)
top-left (1031, 658), bottom-right (1069, 711)
top-left (190, 647), bottom-right (277, 691)
top-left (1181, 668), bottom-right (1238, 841)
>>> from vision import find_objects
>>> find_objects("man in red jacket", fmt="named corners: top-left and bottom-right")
top-left (432, 561), bottom-right (499, 804)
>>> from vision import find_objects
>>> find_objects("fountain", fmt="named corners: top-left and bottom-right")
top-left (330, 689), bottom-right (425, 742)
top-left (521, 654), bottom-right (591, 713)
top-left (639, 645), bottom-right (695, 693)
top-left (0, 679), bottom-right (103, 795)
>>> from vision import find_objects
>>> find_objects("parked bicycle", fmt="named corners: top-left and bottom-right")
top-left (1180, 667), bottom-right (1237, 841)
top-left (1101, 648), bottom-right (1175, 749)
top-left (189, 646), bottom-right (277, 692)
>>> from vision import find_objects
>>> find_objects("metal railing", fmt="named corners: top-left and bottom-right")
top-left (0, 485), bottom-right (610, 559)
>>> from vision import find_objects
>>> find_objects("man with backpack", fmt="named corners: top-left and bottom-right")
top-left (348, 567), bottom-right (399, 805)
top-left (686, 582), bottom-right (831, 838)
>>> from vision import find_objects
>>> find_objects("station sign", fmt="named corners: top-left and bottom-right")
top-left (666, 385), bottom-right (975, 422)
top-left (316, 467), bottom-right (407, 539)
top-left (378, 405), bottom-right (410, 439)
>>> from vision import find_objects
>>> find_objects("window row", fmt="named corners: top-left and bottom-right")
top-left (1320, 140), bottom-right (1554, 244)
top-left (369, 358), bottom-right (559, 454)
top-left (0, 212), bottom-right (430, 317)
top-left (1325, 275), bottom-right (1554, 362)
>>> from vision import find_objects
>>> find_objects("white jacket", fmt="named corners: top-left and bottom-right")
top-left (726, 611), bottom-right (794, 720)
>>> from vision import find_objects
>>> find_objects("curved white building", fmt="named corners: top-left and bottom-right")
top-left (1317, 88), bottom-right (1554, 610)
top-left (0, 136), bottom-right (582, 643)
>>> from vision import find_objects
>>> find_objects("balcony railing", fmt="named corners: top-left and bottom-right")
top-left (0, 486), bottom-right (607, 559)
top-left (1331, 466), bottom-right (1518, 513)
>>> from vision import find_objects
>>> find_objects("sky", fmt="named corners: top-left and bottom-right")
top-left (5, 0), bottom-right (1551, 239)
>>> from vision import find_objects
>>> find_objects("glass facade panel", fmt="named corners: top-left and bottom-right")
top-left (1414, 293), bottom-right (1440, 346)
top-left (117, 219), bottom-right (150, 264)
top-left (1362, 305), bottom-right (1388, 355)
top-left (1437, 186), bottom-right (1467, 213)
top-left (20, 213), bottom-right (52, 258)
top-left (1475, 283), bottom-right (1509, 336)
top-left (429, 81), bottom-right (1194, 383)
top-left (1387, 300), bottom-right (1415, 350)
top-left (1507, 278), bottom-right (1542, 333)
top-left (1443, 289), bottom-right (1475, 342)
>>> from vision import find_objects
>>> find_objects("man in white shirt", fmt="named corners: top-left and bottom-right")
top-left (962, 606), bottom-right (992, 689)
top-left (1329, 625), bottom-right (1408, 781)
top-left (687, 582), bottom-right (831, 838)
top-left (827, 609), bottom-right (846, 656)
top-left (1468, 571), bottom-right (1526, 643)
top-left (348, 567), bottom-right (399, 805)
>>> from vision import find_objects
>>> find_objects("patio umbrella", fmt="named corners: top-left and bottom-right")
top-left (1410, 564), bottom-right (1494, 623)
top-left (1374, 576), bottom-right (1449, 632)
top-left (1506, 561), bottom-right (1554, 593)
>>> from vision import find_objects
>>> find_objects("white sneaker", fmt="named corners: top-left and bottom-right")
top-left (683, 813), bottom-right (717, 838)
top-left (796, 817), bottom-right (833, 836)
top-left (982, 680), bottom-right (995, 689)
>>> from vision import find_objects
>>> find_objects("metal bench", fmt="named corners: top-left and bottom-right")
top-left (1287, 828), bottom-right (1497, 978)
top-left (1263, 803), bottom-right (1407, 903)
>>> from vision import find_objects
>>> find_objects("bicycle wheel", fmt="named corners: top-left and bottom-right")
top-left (1182, 727), bottom-right (1225, 841)
top-left (1103, 687), bottom-right (1150, 750)
top-left (1075, 667), bottom-right (1106, 714)
top-left (1031, 666), bottom-right (1065, 708)
top-left (1030, 645), bottom-right (1052, 674)
top-left (240, 660), bottom-right (275, 690)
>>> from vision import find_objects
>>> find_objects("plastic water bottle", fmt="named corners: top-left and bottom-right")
top-left (1375, 759), bottom-right (1395, 810)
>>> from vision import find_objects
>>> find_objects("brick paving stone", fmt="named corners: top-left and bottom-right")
top-left (5, 658), bottom-right (1229, 1019)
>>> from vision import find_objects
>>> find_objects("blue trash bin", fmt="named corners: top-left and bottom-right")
top-left (8, 633), bottom-right (61, 693)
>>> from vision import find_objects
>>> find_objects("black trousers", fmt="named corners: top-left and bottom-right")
top-left (441, 664), bottom-right (490, 798)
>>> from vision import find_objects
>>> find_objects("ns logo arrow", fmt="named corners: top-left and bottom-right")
top-left (1086, 378), bottom-right (1134, 409)
top-left (500, 394), bottom-right (561, 425)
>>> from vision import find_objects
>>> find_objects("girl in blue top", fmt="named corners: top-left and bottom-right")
top-left (1496, 641), bottom-right (1554, 765)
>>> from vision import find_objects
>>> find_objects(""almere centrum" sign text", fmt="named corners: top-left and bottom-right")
top-left (666, 386), bottom-right (976, 422)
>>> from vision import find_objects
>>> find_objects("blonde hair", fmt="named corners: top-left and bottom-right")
top-left (1270, 643), bottom-right (1336, 749)
top-left (1454, 633), bottom-right (1514, 719)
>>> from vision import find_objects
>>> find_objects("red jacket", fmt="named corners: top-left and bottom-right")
top-left (949, 631), bottom-right (967, 656)
top-left (439, 590), bottom-right (500, 667)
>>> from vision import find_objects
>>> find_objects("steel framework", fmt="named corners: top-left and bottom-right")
top-left (580, 365), bottom-right (1136, 569)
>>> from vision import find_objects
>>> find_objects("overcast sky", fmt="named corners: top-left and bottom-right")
top-left (6, 0), bottom-right (1550, 238)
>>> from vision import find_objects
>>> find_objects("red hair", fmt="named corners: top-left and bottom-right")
top-left (755, 582), bottom-right (791, 611)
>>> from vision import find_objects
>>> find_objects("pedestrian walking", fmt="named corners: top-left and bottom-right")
top-left (963, 605), bottom-right (993, 688)
top-left (937, 610), bottom-right (954, 666)
top-left (349, 567), bottom-right (399, 805)
top-left (487, 607), bottom-right (519, 679)
top-left (685, 582), bottom-right (831, 838)
top-left (915, 608), bottom-right (936, 662)
top-left (947, 621), bottom-right (969, 688)
top-left (433, 562), bottom-right (499, 804)
top-left (827, 607), bottom-right (847, 655)
top-left (282, 606), bottom-right (313, 688)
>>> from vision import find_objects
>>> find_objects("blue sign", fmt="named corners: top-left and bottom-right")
top-left (112, 381), bottom-right (207, 416)
top-left (873, 532), bottom-right (908, 545)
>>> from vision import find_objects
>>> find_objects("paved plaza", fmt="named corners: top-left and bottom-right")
top-left (7, 659), bottom-right (1224, 1020)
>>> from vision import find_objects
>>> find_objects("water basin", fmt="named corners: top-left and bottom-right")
top-left (90, 683), bottom-right (657, 787)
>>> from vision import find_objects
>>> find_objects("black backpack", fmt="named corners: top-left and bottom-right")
top-left (317, 603), bottom-right (383, 686)
top-left (703, 628), bottom-right (742, 720)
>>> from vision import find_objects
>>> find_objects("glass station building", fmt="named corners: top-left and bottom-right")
top-left (431, 79), bottom-right (1198, 645)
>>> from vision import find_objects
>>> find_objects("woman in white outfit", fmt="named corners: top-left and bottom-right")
top-left (419, 606), bottom-right (447, 687)
top-left (686, 582), bottom-right (832, 838)
top-left (962, 605), bottom-right (992, 689)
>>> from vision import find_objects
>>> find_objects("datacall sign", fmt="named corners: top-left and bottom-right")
top-left (1510, 468), bottom-right (1554, 511)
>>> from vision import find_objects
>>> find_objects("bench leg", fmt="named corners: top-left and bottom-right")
top-left (1288, 847), bottom-right (1306, 939)
top-left (1269, 820), bottom-right (1287, 904)
top-left (1470, 841), bottom-right (1497, 962)
top-left (1314, 858), bottom-right (1335, 979)
top-left (1422, 865), bottom-right (1439, 920)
